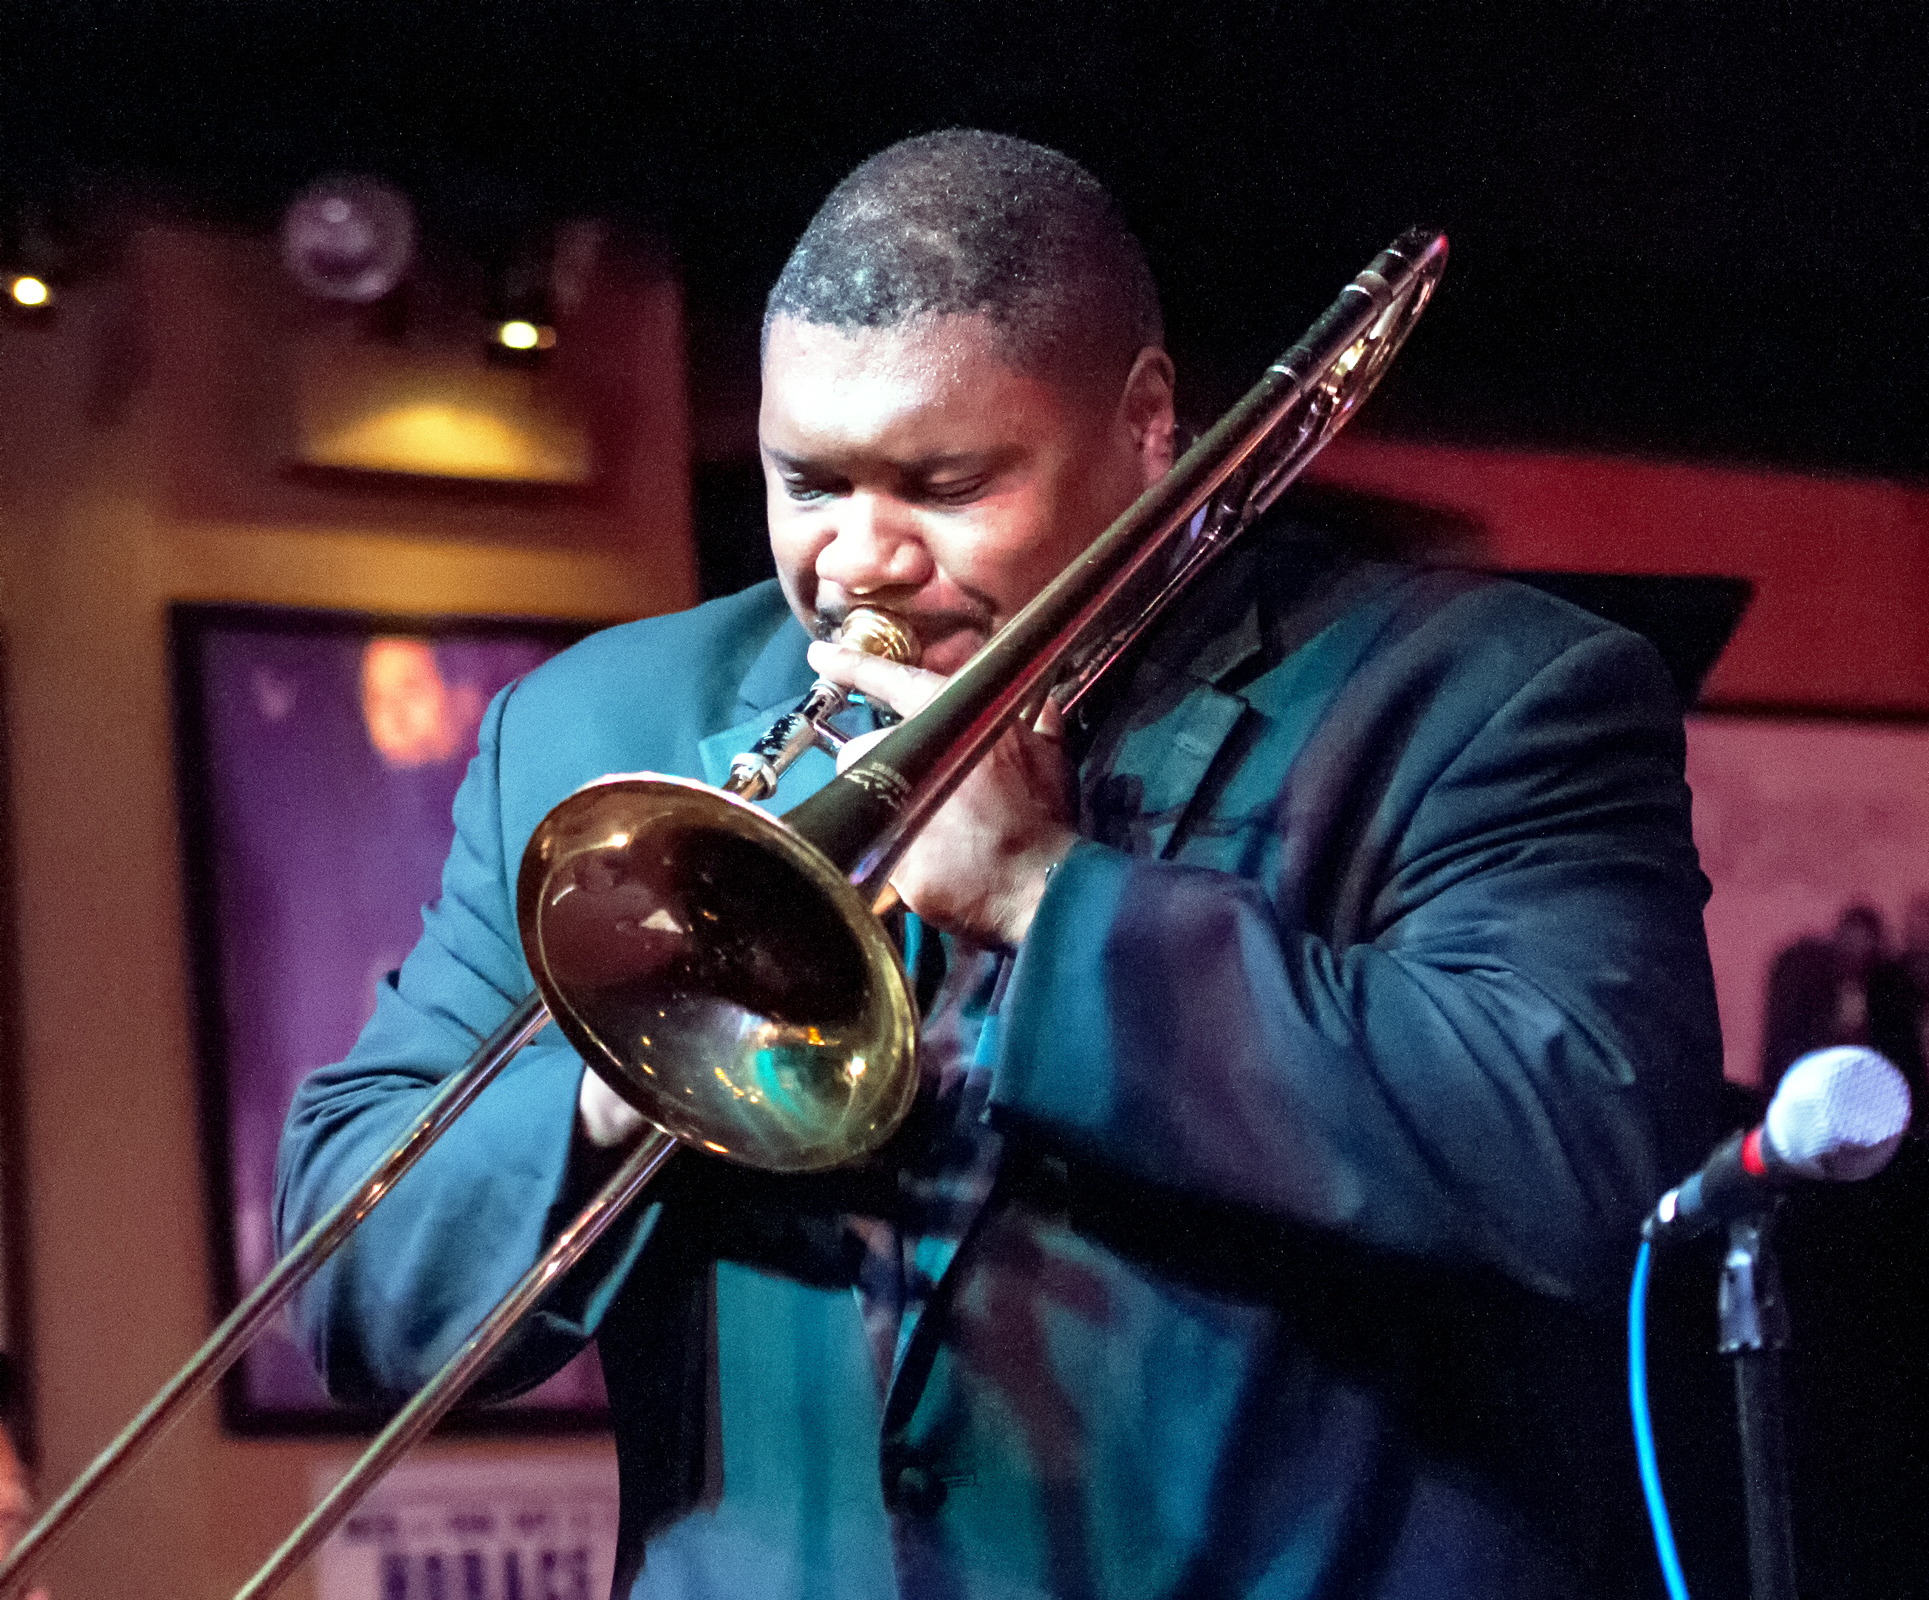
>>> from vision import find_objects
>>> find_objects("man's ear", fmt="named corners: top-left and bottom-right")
top-left (1119, 347), bottom-right (1177, 488)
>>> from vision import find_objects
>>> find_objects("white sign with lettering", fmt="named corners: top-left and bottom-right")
top-left (310, 1453), bottom-right (619, 1600)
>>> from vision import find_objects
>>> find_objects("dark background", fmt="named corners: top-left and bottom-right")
top-left (3, 0), bottom-right (1925, 480)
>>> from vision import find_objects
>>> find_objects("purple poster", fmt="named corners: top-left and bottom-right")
top-left (173, 605), bottom-right (605, 1431)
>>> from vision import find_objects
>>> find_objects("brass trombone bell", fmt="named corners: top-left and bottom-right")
top-left (520, 773), bottom-right (918, 1171)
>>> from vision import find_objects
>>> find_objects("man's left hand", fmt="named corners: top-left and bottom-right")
top-left (807, 640), bottom-right (1076, 948)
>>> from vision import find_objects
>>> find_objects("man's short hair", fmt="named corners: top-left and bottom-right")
top-left (764, 130), bottom-right (1163, 394)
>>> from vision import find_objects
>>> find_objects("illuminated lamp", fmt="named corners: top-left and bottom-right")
top-left (3, 199), bottom-right (69, 319)
top-left (493, 318), bottom-right (557, 352)
top-left (485, 230), bottom-right (564, 362)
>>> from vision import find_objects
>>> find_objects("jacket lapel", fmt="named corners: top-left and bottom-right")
top-left (1080, 543), bottom-right (1413, 867)
top-left (1081, 599), bottom-right (1263, 860)
top-left (1095, 682), bottom-right (1252, 860)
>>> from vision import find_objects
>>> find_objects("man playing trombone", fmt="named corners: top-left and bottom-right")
top-left (279, 131), bottom-right (1721, 1599)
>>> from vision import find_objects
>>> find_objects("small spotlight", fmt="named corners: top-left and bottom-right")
top-left (6, 273), bottom-right (51, 310)
top-left (494, 318), bottom-right (556, 352)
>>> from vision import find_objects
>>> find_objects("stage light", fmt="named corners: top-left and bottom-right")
top-left (4, 198), bottom-right (71, 319)
top-left (485, 226), bottom-right (572, 361)
top-left (493, 318), bottom-right (556, 352)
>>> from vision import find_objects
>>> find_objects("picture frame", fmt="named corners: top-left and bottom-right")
top-left (1684, 707), bottom-right (1929, 1100)
top-left (0, 642), bottom-right (36, 1465)
top-left (170, 602), bottom-right (611, 1434)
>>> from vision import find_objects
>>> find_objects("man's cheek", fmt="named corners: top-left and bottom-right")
top-left (768, 525), bottom-right (815, 592)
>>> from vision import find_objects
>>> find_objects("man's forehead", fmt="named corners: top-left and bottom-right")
top-left (758, 312), bottom-right (1075, 456)
top-left (764, 310), bottom-right (1009, 375)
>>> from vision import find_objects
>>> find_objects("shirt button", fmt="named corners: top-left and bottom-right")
top-left (882, 1446), bottom-right (950, 1516)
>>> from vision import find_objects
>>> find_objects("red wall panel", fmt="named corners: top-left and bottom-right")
top-left (1310, 436), bottom-right (1929, 709)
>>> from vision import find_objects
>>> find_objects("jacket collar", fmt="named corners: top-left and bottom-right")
top-left (1075, 534), bottom-right (1397, 860)
top-left (734, 609), bottom-right (818, 719)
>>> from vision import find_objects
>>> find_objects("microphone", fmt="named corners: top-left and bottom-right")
top-left (1644, 1046), bottom-right (1913, 1244)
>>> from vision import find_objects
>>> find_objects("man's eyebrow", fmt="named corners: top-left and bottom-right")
top-left (907, 448), bottom-right (1011, 474)
top-left (763, 446), bottom-right (1013, 475)
top-left (761, 447), bottom-right (820, 474)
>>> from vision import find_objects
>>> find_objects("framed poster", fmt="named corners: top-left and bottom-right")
top-left (172, 603), bottom-right (609, 1433)
top-left (1684, 709), bottom-right (1929, 1097)
top-left (0, 643), bottom-right (34, 1465)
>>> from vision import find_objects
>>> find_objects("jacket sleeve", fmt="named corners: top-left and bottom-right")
top-left (990, 619), bottom-right (1721, 1301)
top-left (274, 683), bottom-right (660, 1404)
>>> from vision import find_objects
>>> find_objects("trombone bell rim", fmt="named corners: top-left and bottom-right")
top-left (517, 772), bottom-right (920, 1173)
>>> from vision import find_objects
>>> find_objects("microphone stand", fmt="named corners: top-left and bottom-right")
top-left (1718, 1214), bottom-right (1799, 1600)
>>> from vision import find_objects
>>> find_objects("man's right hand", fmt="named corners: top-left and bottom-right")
top-left (807, 639), bottom-right (1076, 949)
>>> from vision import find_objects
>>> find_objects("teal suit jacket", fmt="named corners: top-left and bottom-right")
top-left (279, 534), bottom-right (1721, 1598)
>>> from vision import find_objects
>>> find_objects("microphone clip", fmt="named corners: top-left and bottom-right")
top-left (1716, 1214), bottom-right (1790, 1355)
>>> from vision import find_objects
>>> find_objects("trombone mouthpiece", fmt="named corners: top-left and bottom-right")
top-left (837, 607), bottom-right (921, 667)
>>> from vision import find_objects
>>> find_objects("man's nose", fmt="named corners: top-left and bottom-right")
top-left (814, 493), bottom-right (933, 596)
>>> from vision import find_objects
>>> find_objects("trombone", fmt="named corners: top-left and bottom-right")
top-left (0, 226), bottom-right (1447, 1600)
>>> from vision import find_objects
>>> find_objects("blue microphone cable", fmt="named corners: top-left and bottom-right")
top-left (1630, 1239), bottom-right (1691, 1600)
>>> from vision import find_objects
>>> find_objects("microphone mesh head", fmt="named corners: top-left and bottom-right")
top-left (1767, 1046), bottom-right (1912, 1181)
